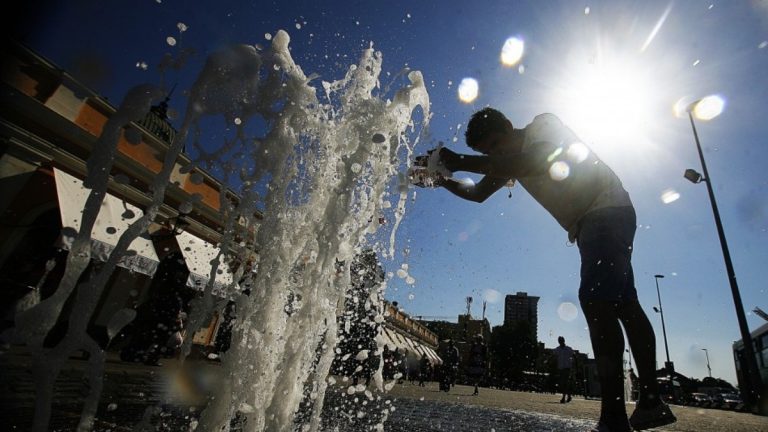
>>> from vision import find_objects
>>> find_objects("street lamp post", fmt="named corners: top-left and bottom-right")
top-left (653, 274), bottom-right (674, 376)
top-left (702, 348), bottom-right (712, 378)
top-left (684, 97), bottom-right (764, 412)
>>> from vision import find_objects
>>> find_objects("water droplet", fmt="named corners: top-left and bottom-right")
top-left (458, 78), bottom-right (479, 103)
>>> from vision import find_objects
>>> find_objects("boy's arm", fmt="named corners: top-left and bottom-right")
top-left (440, 175), bottom-right (507, 203)
top-left (439, 147), bottom-right (549, 178)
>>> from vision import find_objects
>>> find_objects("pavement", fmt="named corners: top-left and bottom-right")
top-left (381, 382), bottom-right (768, 432)
top-left (2, 347), bottom-right (767, 431)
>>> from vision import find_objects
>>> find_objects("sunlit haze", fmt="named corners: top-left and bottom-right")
top-left (8, 0), bottom-right (768, 395)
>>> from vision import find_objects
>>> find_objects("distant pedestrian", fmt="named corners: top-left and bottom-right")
top-left (382, 345), bottom-right (394, 380)
top-left (396, 348), bottom-right (406, 383)
top-left (440, 339), bottom-right (460, 392)
top-left (418, 353), bottom-right (430, 386)
top-left (468, 334), bottom-right (488, 395)
top-left (554, 336), bottom-right (574, 403)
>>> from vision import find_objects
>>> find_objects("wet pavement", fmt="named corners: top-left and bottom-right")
top-left (321, 394), bottom-right (595, 432)
top-left (2, 347), bottom-right (767, 431)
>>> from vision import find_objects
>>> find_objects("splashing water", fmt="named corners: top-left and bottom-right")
top-left (188, 31), bottom-right (429, 432)
top-left (12, 30), bottom-right (428, 432)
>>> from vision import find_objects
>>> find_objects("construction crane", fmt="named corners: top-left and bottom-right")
top-left (753, 306), bottom-right (768, 322)
top-left (413, 315), bottom-right (454, 320)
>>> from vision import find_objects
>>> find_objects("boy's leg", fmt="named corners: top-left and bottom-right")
top-left (617, 300), bottom-right (660, 405)
top-left (618, 300), bottom-right (677, 429)
top-left (582, 300), bottom-right (629, 429)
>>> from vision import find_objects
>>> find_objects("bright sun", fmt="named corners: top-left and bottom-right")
top-left (555, 56), bottom-right (655, 147)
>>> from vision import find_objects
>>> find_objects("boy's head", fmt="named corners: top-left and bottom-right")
top-left (558, 336), bottom-right (565, 346)
top-left (465, 107), bottom-right (512, 153)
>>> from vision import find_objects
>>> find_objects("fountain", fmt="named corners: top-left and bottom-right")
top-left (10, 30), bottom-right (429, 431)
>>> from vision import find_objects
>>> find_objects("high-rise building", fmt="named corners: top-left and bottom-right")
top-left (504, 291), bottom-right (539, 341)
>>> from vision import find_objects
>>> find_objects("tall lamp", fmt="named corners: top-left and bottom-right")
top-left (652, 274), bottom-right (673, 375)
top-left (683, 96), bottom-right (764, 412)
top-left (702, 348), bottom-right (712, 378)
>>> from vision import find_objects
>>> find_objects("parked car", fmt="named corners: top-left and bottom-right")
top-left (720, 393), bottom-right (743, 406)
top-left (690, 392), bottom-right (712, 405)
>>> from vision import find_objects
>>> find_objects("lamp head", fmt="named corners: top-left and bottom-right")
top-left (684, 168), bottom-right (704, 184)
top-left (653, 306), bottom-right (660, 313)
top-left (687, 95), bottom-right (725, 120)
top-left (654, 274), bottom-right (665, 279)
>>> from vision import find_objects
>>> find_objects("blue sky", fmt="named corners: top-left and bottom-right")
top-left (16, 0), bottom-right (768, 385)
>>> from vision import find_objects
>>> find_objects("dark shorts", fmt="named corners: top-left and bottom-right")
top-left (468, 366), bottom-right (485, 377)
top-left (577, 206), bottom-right (637, 302)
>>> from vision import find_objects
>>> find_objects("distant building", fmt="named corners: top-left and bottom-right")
top-left (504, 291), bottom-right (539, 342)
top-left (0, 41), bottom-right (259, 356)
top-left (417, 312), bottom-right (490, 384)
top-left (457, 314), bottom-right (491, 343)
top-left (732, 321), bottom-right (768, 401)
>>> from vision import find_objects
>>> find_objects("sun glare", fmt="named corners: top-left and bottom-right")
top-left (556, 58), bottom-right (655, 146)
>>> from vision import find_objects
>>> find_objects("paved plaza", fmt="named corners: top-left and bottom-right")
top-left (383, 382), bottom-right (768, 432)
top-left (2, 349), bottom-right (767, 431)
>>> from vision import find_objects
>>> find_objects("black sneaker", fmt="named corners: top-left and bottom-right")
top-left (629, 401), bottom-right (677, 430)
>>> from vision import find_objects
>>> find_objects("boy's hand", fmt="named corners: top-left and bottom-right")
top-left (414, 148), bottom-right (438, 167)
top-left (439, 147), bottom-right (461, 171)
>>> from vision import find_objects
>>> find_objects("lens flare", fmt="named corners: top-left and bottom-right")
top-left (693, 95), bottom-right (725, 120)
top-left (500, 37), bottom-right (525, 66)
top-left (549, 161), bottom-right (570, 181)
top-left (458, 78), bottom-right (479, 103)
top-left (661, 189), bottom-right (680, 204)
top-left (558, 302), bottom-right (579, 321)
top-left (566, 142), bottom-right (590, 163)
top-left (483, 289), bottom-right (502, 303)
